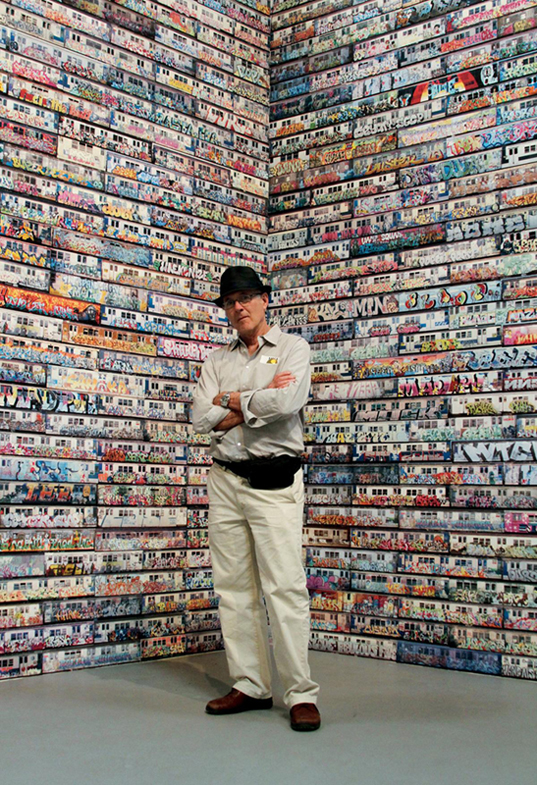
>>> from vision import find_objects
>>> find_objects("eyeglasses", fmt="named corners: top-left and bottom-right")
top-left (222, 292), bottom-right (262, 311)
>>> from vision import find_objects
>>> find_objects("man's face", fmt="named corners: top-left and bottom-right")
top-left (223, 290), bottom-right (269, 335)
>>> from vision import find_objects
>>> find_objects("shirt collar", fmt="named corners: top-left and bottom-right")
top-left (230, 323), bottom-right (282, 351)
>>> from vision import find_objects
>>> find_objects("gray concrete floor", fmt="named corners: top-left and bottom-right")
top-left (1, 651), bottom-right (535, 785)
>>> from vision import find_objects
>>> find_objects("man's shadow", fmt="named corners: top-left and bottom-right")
top-left (94, 650), bottom-right (287, 717)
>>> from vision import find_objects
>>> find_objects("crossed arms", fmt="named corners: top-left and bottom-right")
top-left (211, 371), bottom-right (296, 431)
top-left (190, 340), bottom-right (311, 435)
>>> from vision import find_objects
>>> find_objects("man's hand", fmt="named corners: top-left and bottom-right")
top-left (267, 371), bottom-right (296, 389)
top-left (214, 410), bottom-right (244, 431)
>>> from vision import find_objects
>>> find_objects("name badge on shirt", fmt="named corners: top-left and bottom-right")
top-left (260, 355), bottom-right (279, 365)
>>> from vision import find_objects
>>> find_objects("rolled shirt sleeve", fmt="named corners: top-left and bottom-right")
top-left (191, 352), bottom-right (228, 434)
top-left (239, 339), bottom-right (310, 428)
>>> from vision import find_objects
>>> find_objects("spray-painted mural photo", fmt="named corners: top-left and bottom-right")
top-left (0, 0), bottom-right (270, 678)
top-left (270, 0), bottom-right (537, 681)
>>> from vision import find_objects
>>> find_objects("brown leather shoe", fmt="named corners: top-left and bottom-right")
top-left (290, 703), bottom-right (321, 732)
top-left (205, 688), bottom-right (273, 715)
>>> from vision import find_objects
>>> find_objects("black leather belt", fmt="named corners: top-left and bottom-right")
top-left (212, 455), bottom-right (302, 490)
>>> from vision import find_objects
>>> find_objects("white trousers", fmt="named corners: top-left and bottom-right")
top-left (207, 462), bottom-right (319, 709)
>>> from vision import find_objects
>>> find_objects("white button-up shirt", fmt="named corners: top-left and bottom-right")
top-left (191, 324), bottom-right (310, 462)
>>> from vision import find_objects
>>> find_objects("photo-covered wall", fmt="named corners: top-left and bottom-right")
top-left (0, 0), bottom-right (269, 678)
top-left (2, 0), bottom-right (537, 685)
top-left (269, 0), bottom-right (537, 679)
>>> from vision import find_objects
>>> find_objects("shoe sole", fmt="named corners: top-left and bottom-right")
top-left (206, 701), bottom-right (273, 715)
top-left (291, 722), bottom-right (321, 732)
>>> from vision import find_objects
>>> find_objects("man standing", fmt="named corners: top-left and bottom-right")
top-left (191, 266), bottom-right (321, 732)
